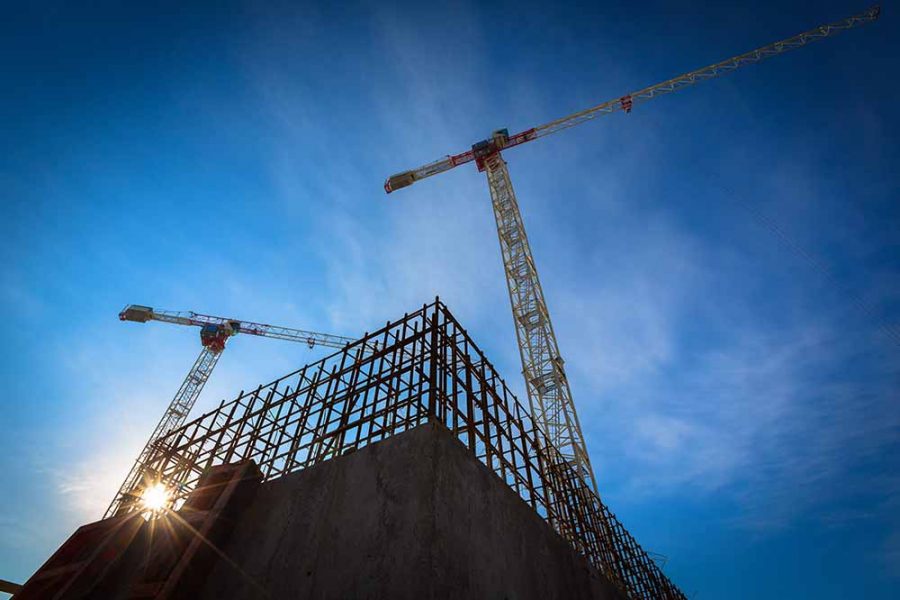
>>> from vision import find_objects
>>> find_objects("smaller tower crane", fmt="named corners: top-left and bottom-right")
top-left (106, 305), bottom-right (364, 517)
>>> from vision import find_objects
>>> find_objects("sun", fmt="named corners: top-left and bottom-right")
top-left (140, 482), bottom-right (170, 513)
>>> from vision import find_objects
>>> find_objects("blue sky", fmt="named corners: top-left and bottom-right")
top-left (1, 1), bottom-right (897, 597)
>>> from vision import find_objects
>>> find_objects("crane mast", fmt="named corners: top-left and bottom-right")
top-left (107, 346), bottom-right (221, 517)
top-left (484, 152), bottom-right (596, 489)
top-left (385, 5), bottom-right (880, 494)
top-left (106, 305), bottom-right (360, 517)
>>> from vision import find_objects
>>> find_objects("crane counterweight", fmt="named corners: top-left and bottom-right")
top-left (119, 305), bottom-right (154, 323)
top-left (385, 170), bottom-right (416, 193)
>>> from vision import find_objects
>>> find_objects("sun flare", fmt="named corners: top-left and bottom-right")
top-left (140, 482), bottom-right (170, 513)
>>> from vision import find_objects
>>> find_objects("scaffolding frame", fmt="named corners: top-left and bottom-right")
top-left (117, 299), bottom-right (684, 600)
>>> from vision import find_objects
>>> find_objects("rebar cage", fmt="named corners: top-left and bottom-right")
top-left (114, 299), bottom-right (685, 600)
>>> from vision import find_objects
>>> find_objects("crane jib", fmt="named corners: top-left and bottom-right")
top-left (383, 4), bottom-right (880, 193)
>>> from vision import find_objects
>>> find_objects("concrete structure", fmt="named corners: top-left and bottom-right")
top-left (19, 301), bottom-right (677, 598)
top-left (199, 421), bottom-right (624, 599)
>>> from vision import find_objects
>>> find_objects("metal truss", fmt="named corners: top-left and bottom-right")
top-left (484, 152), bottom-right (597, 493)
top-left (533, 5), bottom-right (881, 140)
top-left (106, 347), bottom-right (221, 518)
top-left (381, 3), bottom-right (880, 508)
top-left (107, 307), bottom-right (368, 519)
top-left (117, 300), bottom-right (684, 599)
top-left (133, 306), bottom-right (360, 350)
top-left (385, 5), bottom-right (879, 189)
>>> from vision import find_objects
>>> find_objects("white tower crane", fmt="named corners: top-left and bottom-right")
top-left (384, 6), bottom-right (881, 492)
top-left (106, 305), bottom-right (363, 517)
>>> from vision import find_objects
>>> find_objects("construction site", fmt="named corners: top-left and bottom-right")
top-left (2, 4), bottom-right (885, 599)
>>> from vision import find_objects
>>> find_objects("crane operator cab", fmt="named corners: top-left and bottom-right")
top-left (472, 129), bottom-right (510, 171)
top-left (200, 322), bottom-right (238, 353)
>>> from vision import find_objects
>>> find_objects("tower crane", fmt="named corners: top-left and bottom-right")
top-left (384, 6), bottom-right (880, 493)
top-left (106, 305), bottom-right (365, 517)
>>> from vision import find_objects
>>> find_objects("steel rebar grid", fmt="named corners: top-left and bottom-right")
top-left (119, 300), bottom-right (684, 600)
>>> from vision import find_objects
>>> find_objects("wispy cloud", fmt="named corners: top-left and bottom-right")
top-left (558, 217), bottom-right (900, 539)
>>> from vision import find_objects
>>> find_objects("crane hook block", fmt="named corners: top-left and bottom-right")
top-left (621, 95), bottom-right (633, 113)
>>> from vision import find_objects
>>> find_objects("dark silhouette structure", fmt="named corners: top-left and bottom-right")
top-left (18, 300), bottom-right (683, 599)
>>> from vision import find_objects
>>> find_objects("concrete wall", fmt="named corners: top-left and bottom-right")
top-left (199, 421), bottom-right (625, 600)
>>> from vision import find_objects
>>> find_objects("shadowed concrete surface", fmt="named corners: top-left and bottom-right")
top-left (198, 420), bottom-right (624, 600)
